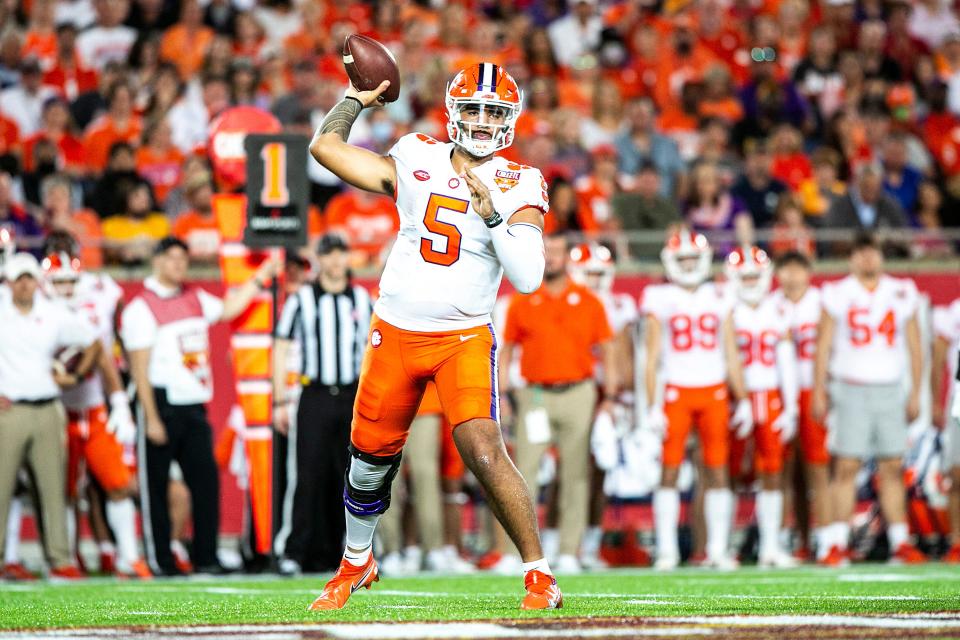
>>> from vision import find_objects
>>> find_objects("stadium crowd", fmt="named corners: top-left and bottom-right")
top-left (1, 0), bottom-right (960, 581)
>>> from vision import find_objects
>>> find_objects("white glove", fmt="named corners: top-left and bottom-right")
top-left (107, 391), bottom-right (136, 446)
top-left (644, 405), bottom-right (668, 440)
top-left (772, 409), bottom-right (798, 444)
top-left (590, 410), bottom-right (619, 472)
top-left (731, 398), bottom-right (754, 439)
top-left (952, 391), bottom-right (960, 422)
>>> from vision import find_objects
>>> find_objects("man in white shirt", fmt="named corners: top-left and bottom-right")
top-left (122, 237), bottom-right (275, 576)
top-left (547, 0), bottom-right (603, 67)
top-left (74, 0), bottom-right (137, 71)
top-left (0, 253), bottom-right (97, 578)
top-left (0, 58), bottom-right (57, 136)
top-left (813, 233), bottom-right (925, 565)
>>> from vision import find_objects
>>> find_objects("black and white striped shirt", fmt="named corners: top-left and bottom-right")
top-left (276, 281), bottom-right (372, 386)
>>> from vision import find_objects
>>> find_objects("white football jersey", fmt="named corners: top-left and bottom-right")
top-left (822, 274), bottom-right (919, 386)
top-left (770, 286), bottom-right (821, 390)
top-left (61, 272), bottom-right (123, 410)
top-left (375, 133), bottom-right (549, 332)
top-left (733, 296), bottom-right (791, 392)
top-left (599, 290), bottom-right (638, 334)
top-left (934, 298), bottom-right (960, 383)
top-left (641, 282), bottom-right (733, 387)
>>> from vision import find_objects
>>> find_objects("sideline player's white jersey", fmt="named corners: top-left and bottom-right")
top-left (641, 282), bottom-right (733, 388)
top-left (375, 133), bottom-right (549, 332)
top-left (934, 298), bottom-right (960, 383)
top-left (771, 286), bottom-right (820, 390)
top-left (822, 274), bottom-right (919, 386)
top-left (599, 291), bottom-right (638, 334)
top-left (733, 296), bottom-right (790, 392)
top-left (61, 272), bottom-right (123, 410)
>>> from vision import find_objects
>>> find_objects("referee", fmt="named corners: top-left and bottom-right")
top-left (122, 237), bottom-right (277, 576)
top-left (273, 234), bottom-right (372, 575)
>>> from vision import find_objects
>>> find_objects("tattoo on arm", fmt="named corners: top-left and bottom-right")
top-left (319, 97), bottom-right (363, 142)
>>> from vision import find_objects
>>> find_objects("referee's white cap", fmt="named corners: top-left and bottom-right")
top-left (4, 252), bottom-right (41, 281)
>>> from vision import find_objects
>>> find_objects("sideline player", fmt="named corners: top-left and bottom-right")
top-left (932, 294), bottom-right (960, 561)
top-left (727, 247), bottom-right (799, 567)
top-left (307, 64), bottom-right (559, 610)
top-left (643, 229), bottom-right (752, 570)
top-left (770, 252), bottom-right (830, 560)
top-left (43, 249), bottom-right (151, 578)
top-left (813, 233), bottom-right (926, 564)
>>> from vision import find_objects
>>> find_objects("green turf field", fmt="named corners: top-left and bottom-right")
top-left (2, 564), bottom-right (959, 631)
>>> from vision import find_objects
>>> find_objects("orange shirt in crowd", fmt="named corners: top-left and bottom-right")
top-left (82, 115), bottom-right (143, 173)
top-left (502, 280), bottom-right (613, 385)
top-left (324, 190), bottom-right (399, 259)
top-left (159, 25), bottom-right (215, 79)
top-left (22, 132), bottom-right (85, 173)
top-left (573, 175), bottom-right (613, 231)
top-left (136, 146), bottom-right (184, 204)
top-left (771, 153), bottom-right (813, 191)
top-left (43, 59), bottom-right (99, 101)
top-left (653, 46), bottom-right (716, 111)
top-left (22, 31), bottom-right (58, 69)
top-left (0, 114), bottom-right (20, 157)
top-left (52, 209), bottom-right (104, 269)
top-left (172, 210), bottom-right (222, 260)
top-left (698, 97), bottom-right (744, 124)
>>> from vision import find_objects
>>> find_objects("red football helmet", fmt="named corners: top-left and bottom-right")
top-left (446, 63), bottom-right (522, 158)
top-left (725, 245), bottom-right (772, 304)
top-left (569, 242), bottom-right (615, 293)
top-left (661, 228), bottom-right (712, 287)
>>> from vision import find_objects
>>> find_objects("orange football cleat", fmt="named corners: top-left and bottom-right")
top-left (308, 555), bottom-right (379, 611)
top-left (943, 543), bottom-right (960, 564)
top-left (520, 570), bottom-right (562, 610)
top-left (99, 551), bottom-right (116, 574)
top-left (890, 542), bottom-right (926, 565)
top-left (117, 560), bottom-right (153, 580)
top-left (818, 545), bottom-right (850, 568)
top-left (2, 563), bottom-right (36, 581)
top-left (50, 565), bottom-right (85, 580)
top-left (476, 550), bottom-right (503, 571)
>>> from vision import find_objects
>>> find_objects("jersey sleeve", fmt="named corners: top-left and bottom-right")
top-left (640, 285), bottom-right (666, 320)
top-left (820, 281), bottom-right (843, 320)
top-left (490, 165), bottom-right (550, 219)
top-left (898, 278), bottom-right (920, 317)
top-left (56, 306), bottom-right (95, 348)
top-left (388, 132), bottom-right (439, 170)
top-left (120, 298), bottom-right (157, 351)
top-left (197, 289), bottom-right (225, 323)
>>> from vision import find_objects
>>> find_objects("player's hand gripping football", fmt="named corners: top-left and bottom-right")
top-left (731, 398), bottom-right (754, 439)
top-left (462, 168), bottom-right (495, 221)
top-left (345, 80), bottom-right (392, 108)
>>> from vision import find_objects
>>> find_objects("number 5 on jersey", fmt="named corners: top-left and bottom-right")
top-left (421, 193), bottom-right (470, 267)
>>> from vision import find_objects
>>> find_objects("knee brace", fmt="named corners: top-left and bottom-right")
top-left (343, 445), bottom-right (402, 517)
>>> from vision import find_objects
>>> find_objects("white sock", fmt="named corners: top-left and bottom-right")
top-left (887, 522), bottom-right (909, 549)
top-left (541, 527), bottom-right (560, 560)
top-left (705, 488), bottom-right (733, 560)
top-left (581, 526), bottom-right (603, 557)
top-left (99, 541), bottom-right (116, 556)
top-left (344, 509), bottom-right (381, 555)
top-left (65, 507), bottom-right (77, 557)
top-left (106, 499), bottom-right (139, 566)
top-left (343, 545), bottom-right (372, 567)
top-left (5, 498), bottom-right (23, 565)
top-left (171, 539), bottom-right (189, 561)
top-left (653, 488), bottom-right (680, 559)
top-left (832, 522), bottom-right (850, 551)
top-left (522, 557), bottom-right (552, 575)
top-left (756, 491), bottom-right (783, 558)
top-left (814, 526), bottom-right (831, 560)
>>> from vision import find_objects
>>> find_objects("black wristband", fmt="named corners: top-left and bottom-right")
top-left (483, 211), bottom-right (504, 228)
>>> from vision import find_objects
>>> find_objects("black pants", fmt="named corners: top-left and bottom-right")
top-left (139, 388), bottom-right (220, 573)
top-left (278, 383), bottom-right (354, 571)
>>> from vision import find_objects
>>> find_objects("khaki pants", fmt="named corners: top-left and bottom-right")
top-left (0, 401), bottom-right (70, 568)
top-left (513, 382), bottom-right (596, 556)
top-left (379, 414), bottom-right (444, 554)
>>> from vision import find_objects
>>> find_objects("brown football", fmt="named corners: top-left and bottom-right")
top-left (52, 345), bottom-right (83, 376)
top-left (342, 34), bottom-right (401, 103)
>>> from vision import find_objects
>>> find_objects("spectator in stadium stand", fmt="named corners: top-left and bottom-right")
top-left (82, 81), bottom-right (143, 174)
top-left (911, 181), bottom-right (955, 258)
top-left (551, 109), bottom-right (591, 180)
top-left (172, 171), bottom-right (221, 263)
top-left (167, 73), bottom-right (231, 154)
top-left (769, 195), bottom-right (817, 258)
top-left (574, 145), bottom-right (621, 233)
top-left (542, 178), bottom-right (579, 234)
top-left (0, 252), bottom-right (97, 580)
top-left (499, 234), bottom-right (616, 574)
top-left (0, 57), bottom-right (56, 137)
top-left (272, 233), bottom-right (372, 576)
top-left (615, 97), bottom-right (686, 200)
top-left (74, 0), bottom-right (136, 71)
top-left (23, 97), bottom-right (85, 179)
top-left (887, 1), bottom-right (931, 76)
top-left (0, 173), bottom-right (44, 257)
top-left (272, 60), bottom-right (322, 127)
top-left (697, 118), bottom-right (742, 187)
top-left (612, 160), bottom-right (681, 241)
top-left (798, 147), bottom-right (846, 220)
top-left (735, 47), bottom-right (812, 145)
top-left (89, 141), bottom-right (153, 218)
top-left (135, 117), bottom-right (185, 207)
top-left (163, 154), bottom-right (210, 220)
top-left (730, 139), bottom-right (789, 229)
top-left (102, 182), bottom-right (170, 265)
top-left (825, 162), bottom-right (909, 231)
top-left (41, 173), bottom-right (103, 269)
top-left (881, 132), bottom-right (924, 220)
top-left (580, 78), bottom-right (624, 151)
top-left (22, 137), bottom-right (61, 206)
top-left (122, 237), bottom-right (277, 576)
top-left (684, 161), bottom-right (751, 236)
top-left (126, 34), bottom-right (163, 110)
top-left (769, 124), bottom-right (813, 192)
top-left (204, 0), bottom-right (238, 36)
top-left (42, 23), bottom-right (99, 104)
top-left (323, 187), bottom-right (399, 266)
top-left (792, 26), bottom-right (844, 128)
top-left (70, 60), bottom-right (126, 132)
top-left (909, 0), bottom-right (960, 49)
top-left (0, 108), bottom-right (19, 162)
top-left (228, 58), bottom-right (266, 109)
top-left (22, 0), bottom-right (58, 71)
top-left (858, 20), bottom-right (903, 83)
top-left (159, 0), bottom-right (215, 81)
top-left (142, 64), bottom-right (183, 123)
top-left (0, 29), bottom-right (22, 91)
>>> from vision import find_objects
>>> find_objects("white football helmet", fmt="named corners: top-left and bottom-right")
top-left (661, 228), bottom-right (713, 287)
top-left (569, 242), bottom-right (615, 293)
top-left (725, 245), bottom-right (773, 305)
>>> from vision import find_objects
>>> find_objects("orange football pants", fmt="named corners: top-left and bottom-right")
top-left (67, 405), bottom-right (131, 498)
top-left (798, 388), bottom-right (829, 465)
top-left (729, 389), bottom-right (787, 478)
top-left (663, 383), bottom-right (730, 468)
top-left (351, 315), bottom-right (498, 458)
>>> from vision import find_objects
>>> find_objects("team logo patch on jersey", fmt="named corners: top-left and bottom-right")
top-left (494, 169), bottom-right (521, 193)
top-left (371, 329), bottom-right (383, 348)
top-left (414, 170), bottom-right (430, 181)
top-left (448, 177), bottom-right (460, 189)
